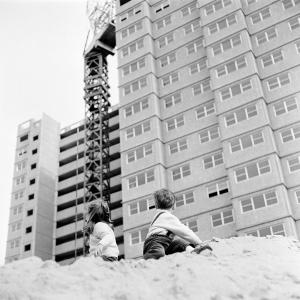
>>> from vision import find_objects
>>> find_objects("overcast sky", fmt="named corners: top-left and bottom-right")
top-left (0, 0), bottom-right (119, 265)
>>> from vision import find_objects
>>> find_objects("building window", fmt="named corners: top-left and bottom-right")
top-left (26, 226), bottom-right (32, 234)
top-left (289, 16), bottom-right (300, 31)
top-left (216, 56), bottom-right (247, 78)
top-left (127, 143), bottom-right (152, 163)
top-left (204, 0), bottom-right (232, 15)
top-left (280, 124), bottom-right (300, 143)
top-left (154, 0), bottom-right (170, 13)
top-left (184, 19), bottom-right (200, 35)
top-left (172, 164), bottom-right (191, 181)
top-left (119, 6), bottom-right (141, 22)
top-left (189, 58), bottom-right (207, 75)
top-left (261, 49), bottom-right (283, 68)
top-left (225, 104), bottom-right (257, 127)
top-left (123, 77), bottom-right (147, 95)
top-left (121, 21), bottom-right (143, 39)
top-left (208, 13), bottom-right (237, 35)
top-left (160, 52), bottom-right (176, 68)
top-left (288, 156), bottom-right (300, 172)
top-left (122, 58), bottom-right (146, 76)
top-left (199, 126), bottom-right (220, 144)
top-left (31, 163), bottom-right (37, 170)
top-left (230, 131), bottom-right (264, 153)
top-left (24, 244), bottom-right (31, 251)
top-left (186, 38), bottom-right (203, 55)
top-left (211, 209), bottom-right (234, 227)
top-left (13, 205), bottom-right (23, 216)
top-left (282, 0), bottom-right (300, 9)
top-left (27, 209), bottom-right (33, 216)
top-left (29, 178), bottom-right (35, 185)
top-left (15, 175), bottom-right (25, 186)
top-left (207, 179), bottom-right (229, 198)
top-left (17, 147), bottom-right (27, 157)
top-left (193, 78), bottom-right (211, 95)
top-left (175, 191), bottom-right (194, 208)
top-left (130, 228), bottom-right (148, 245)
top-left (20, 134), bottom-right (28, 142)
top-left (129, 198), bottom-right (155, 216)
top-left (256, 27), bottom-right (277, 45)
top-left (14, 190), bottom-right (24, 200)
top-left (164, 92), bottom-right (181, 108)
top-left (295, 190), bottom-right (300, 203)
top-left (169, 138), bottom-right (188, 154)
top-left (122, 38), bottom-right (144, 58)
top-left (267, 73), bottom-right (290, 90)
top-left (212, 34), bottom-right (241, 56)
top-left (32, 149), bottom-right (38, 155)
top-left (196, 102), bottom-right (215, 119)
top-left (11, 222), bottom-right (21, 232)
top-left (250, 7), bottom-right (271, 24)
top-left (162, 72), bottom-right (179, 87)
top-left (126, 121), bottom-right (151, 139)
top-left (156, 15), bottom-right (172, 30)
top-left (181, 2), bottom-right (197, 16)
top-left (124, 98), bottom-right (148, 117)
top-left (16, 161), bottom-right (26, 172)
top-left (184, 219), bottom-right (198, 232)
top-left (33, 135), bottom-right (39, 141)
top-left (203, 151), bottom-right (223, 169)
top-left (166, 115), bottom-right (184, 131)
top-left (28, 194), bottom-right (34, 200)
top-left (241, 190), bottom-right (278, 213)
top-left (128, 169), bottom-right (155, 189)
top-left (158, 33), bottom-right (174, 48)
top-left (247, 223), bottom-right (285, 237)
top-left (273, 96), bottom-right (298, 116)
top-left (220, 78), bottom-right (252, 101)
top-left (235, 159), bottom-right (271, 183)
top-left (10, 239), bottom-right (20, 249)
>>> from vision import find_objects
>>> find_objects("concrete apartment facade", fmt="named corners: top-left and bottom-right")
top-left (116, 0), bottom-right (300, 258)
top-left (5, 114), bottom-right (60, 263)
top-left (54, 106), bottom-right (124, 265)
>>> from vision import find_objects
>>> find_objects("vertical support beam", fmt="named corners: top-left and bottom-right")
top-left (83, 50), bottom-right (111, 255)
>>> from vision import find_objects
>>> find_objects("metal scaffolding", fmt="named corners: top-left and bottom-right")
top-left (82, 0), bottom-right (116, 256)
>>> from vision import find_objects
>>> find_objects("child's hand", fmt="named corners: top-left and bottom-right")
top-left (192, 243), bottom-right (212, 254)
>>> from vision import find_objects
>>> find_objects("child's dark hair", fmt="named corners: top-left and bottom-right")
top-left (87, 200), bottom-right (112, 226)
top-left (153, 189), bottom-right (176, 209)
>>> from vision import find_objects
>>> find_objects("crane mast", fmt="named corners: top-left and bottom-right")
top-left (82, 0), bottom-right (116, 256)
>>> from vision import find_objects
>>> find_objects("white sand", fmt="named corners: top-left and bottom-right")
top-left (1, 236), bottom-right (300, 300)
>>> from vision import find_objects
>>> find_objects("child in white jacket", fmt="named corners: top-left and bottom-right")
top-left (143, 189), bottom-right (212, 260)
top-left (84, 201), bottom-right (119, 262)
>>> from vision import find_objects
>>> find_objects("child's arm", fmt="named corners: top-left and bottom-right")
top-left (155, 213), bottom-right (202, 245)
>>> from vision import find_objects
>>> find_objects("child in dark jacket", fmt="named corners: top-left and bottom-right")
top-left (143, 189), bottom-right (212, 260)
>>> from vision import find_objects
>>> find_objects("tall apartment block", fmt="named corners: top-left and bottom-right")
top-left (5, 114), bottom-right (60, 263)
top-left (116, 0), bottom-right (300, 258)
top-left (54, 106), bottom-right (124, 265)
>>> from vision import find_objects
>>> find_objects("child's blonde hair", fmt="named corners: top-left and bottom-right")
top-left (153, 189), bottom-right (176, 210)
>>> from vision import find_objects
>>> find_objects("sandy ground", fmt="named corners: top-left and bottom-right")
top-left (0, 236), bottom-right (300, 300)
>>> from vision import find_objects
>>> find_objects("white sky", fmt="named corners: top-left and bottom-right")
top-left (0, 0), bottom-right (119, 265)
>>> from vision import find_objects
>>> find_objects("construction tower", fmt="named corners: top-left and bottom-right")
top-left (82, 0), bottom-right (116, 255)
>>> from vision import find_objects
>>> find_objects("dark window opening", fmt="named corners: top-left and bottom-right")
top-left (33, 135), bottom-right (39, 141)
top-left (32, 149), bottom-right (38, 155)
top-left (20, 134), bottom-right (28, 142)
top-left (28, 194), bottom-right (34, 200)
top-left (120, 0), bottom-right (131, 5)
top-left (24, 244), bottom-right (31, 251)
top-left (209, 191), bottom-right (218, 198)
top-left (219, 188), bottom-right (229, 195)
top-left (26, 226), bottom-right (32, 234)
top-left (27, 209), bottom-right (33, 216)
top-left (31, 163), bottom-right (37, 170)
top-left (29, 179), bottom-right (35, 185)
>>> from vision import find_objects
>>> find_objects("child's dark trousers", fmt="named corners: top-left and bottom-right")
top-left (143, 234), bottom-right (189, 260)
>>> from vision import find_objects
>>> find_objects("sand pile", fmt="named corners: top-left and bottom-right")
top-left (0, 236), bottom-right (300, 300)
